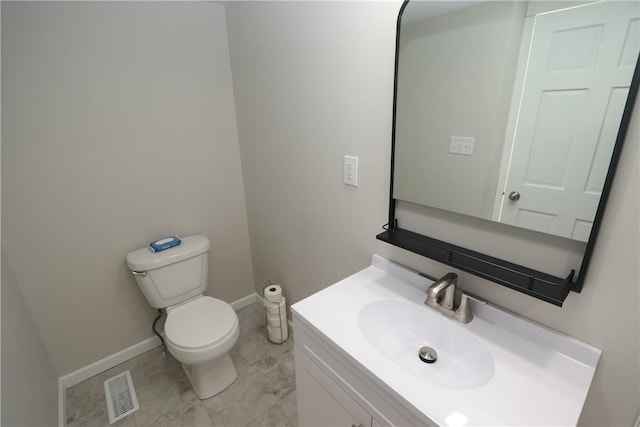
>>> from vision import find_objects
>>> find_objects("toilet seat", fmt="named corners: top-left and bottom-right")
top-left (165, 296), bottom-right (237, 351)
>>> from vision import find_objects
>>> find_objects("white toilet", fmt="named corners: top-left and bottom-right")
top-left (125, 235), bottom-right (239, 399)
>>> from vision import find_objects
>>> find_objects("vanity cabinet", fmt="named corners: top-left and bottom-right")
top-left (295, 348), bottom-right (382, 427)
top-left (293, 312), bottom-right (433, 427)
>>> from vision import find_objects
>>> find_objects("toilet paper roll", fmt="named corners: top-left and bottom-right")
top-left (267, 316), bottom-right (288, 330)
top-left (267, 322), bottom-right (286, 334)
top-left (263, 297), bottom-right (284, 307)
top-left (269, 330), bottom-right (288, 341)
top-left (267, 321), bottom-right (280, 330)
top-left (268, 333), bottom-right (284, 343)
top-left (264, 296), bottom-right (285, 308)
top-left (263, 290), bottom-right (288, 343)
top-left (264, 301), bottom-right (286, 316)
top-left (268, 325), bottom-right (288, 343)
top-left (267, 312), bottom-right (287, 323)
top-left (267, 327), bottom-right (283, 336)
top-left (267, 310), bottom-right (286, 321)
top-left (264, 285), bottom-right (283, 303)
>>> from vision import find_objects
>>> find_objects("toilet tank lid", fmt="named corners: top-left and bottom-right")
top-left (126, 235), bottom-right (210, 271)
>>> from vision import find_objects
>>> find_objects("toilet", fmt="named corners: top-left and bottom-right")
top-left (125, 235), bottom-right (239, 399)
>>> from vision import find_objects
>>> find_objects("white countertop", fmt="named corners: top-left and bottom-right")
top-left (292, 255), bottom-right (601, 426)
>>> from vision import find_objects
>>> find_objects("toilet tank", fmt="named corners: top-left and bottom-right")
top-left (126, 235), bottom-right (210, 309)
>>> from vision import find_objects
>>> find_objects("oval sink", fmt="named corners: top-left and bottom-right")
top-left (358, 299), bottom-right (494, 389)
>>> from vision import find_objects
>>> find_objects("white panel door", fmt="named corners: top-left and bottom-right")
top-left (499, 1), bottom-right (639, 241)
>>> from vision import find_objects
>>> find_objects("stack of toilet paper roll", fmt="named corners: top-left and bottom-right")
top-left (263, 284), bottom-right (288, 344)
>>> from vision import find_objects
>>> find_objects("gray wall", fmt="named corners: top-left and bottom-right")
top-left (225, 1), bottom-right (396, 306)
top-left (1, 250), bottom-right (59, 427)
top-left (225, 2), bottom-right (639, 426)
top-left (1, 1), bottom-right (255, 376)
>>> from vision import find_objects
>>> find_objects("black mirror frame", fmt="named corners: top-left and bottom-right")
top-left (377, 0), bottom-right (640, 306)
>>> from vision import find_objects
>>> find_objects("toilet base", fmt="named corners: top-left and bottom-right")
top-left (182, 353), bottom-right (238, 399)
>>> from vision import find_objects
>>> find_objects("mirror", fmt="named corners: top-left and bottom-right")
top-left (378, 0), bottom-right (640, 305)
top-left (393, 0), bottom-right (639, 242)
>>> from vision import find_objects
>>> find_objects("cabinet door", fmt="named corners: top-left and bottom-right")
top-left (295, 348), bottom-right (373, 427)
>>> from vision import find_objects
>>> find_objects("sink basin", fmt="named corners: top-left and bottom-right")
top-left (358, 299), bottom-right (494, 389)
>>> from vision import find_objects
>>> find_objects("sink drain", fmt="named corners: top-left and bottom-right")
top-left (419, 346), bottom-right (437, 364)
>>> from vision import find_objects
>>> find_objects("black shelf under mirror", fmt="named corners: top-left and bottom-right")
top-left (377, 227), bottom-right (574, 306)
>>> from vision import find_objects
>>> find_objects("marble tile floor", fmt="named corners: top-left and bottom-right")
top-left (66, 302), bottom-right (297, 427)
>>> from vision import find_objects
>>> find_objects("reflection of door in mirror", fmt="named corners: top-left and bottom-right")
top-left (494, 2), bottom-right (639, 241)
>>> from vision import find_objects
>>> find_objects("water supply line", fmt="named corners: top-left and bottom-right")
top-left (152, 309), bottom-right (166, 351)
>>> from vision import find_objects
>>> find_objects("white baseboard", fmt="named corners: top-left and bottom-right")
top-left (58, 378), bottom-right (66, 427)
top-left (61, 335), bottom-right (162, 389)
top-left (229, 292), bottom-right (258, 311)
top-left (60, 292), bottom-right (259, 390)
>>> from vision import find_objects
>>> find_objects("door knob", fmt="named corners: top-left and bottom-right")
top-left (508, 191), bottom-right (520, 201)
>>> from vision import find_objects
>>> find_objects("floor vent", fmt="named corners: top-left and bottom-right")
top-left (103, 370), bottom-right (139, 424)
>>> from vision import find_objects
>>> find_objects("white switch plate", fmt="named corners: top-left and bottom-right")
top-left (449, 136), bottom-right (474, 155)
top-left (344, 155), bottom-right (358, 186)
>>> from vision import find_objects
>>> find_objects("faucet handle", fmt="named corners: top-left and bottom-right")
top-left (460, 291), bottom-right (487, 305)
top-left (455, 291), bottom-right (487, 324)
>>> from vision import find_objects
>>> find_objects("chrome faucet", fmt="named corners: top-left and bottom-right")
top-left (424, 272), bottom-right (486, 324)
top-left (425, 272), bottom-right (457, 310)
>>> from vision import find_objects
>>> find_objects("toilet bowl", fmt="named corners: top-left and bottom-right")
top-left (126, 235), bottom-right (239, 399)
top-left (164, 296), bottom-right (239, 398)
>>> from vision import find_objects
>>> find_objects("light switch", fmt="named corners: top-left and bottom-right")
top-left (449, 136), bottom-right (474, 155)
top-left (344, 156), bottom-right (358, 186)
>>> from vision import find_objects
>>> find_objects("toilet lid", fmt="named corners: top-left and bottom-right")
top-left (165, 296), bottom-right (237, 349)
